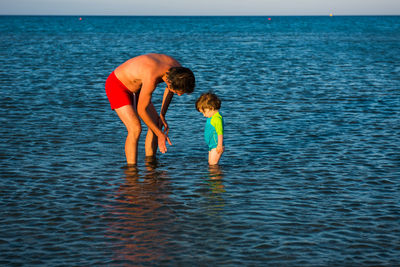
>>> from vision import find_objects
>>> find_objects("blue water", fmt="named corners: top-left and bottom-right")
top-left (1, 16), bottom-right (400, 266)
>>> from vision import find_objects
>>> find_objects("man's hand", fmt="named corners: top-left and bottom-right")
top-left (159, 115), bottom-right (169, 136)
top-left (158, 133), bottom-right (172, 153)
top-left (216, 145), bottom-right (224, 154)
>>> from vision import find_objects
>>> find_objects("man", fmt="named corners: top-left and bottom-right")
top-left (105, 53), bottom-right (195, 165)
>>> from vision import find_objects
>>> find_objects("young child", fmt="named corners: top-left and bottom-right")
top-left (195, 92), bottom-right (224, 165)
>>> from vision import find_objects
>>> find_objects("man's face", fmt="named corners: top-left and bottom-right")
top-left (169, 88), bottom-right (184, 96)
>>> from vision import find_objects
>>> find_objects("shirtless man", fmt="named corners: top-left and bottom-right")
top-left (105, 53), bottom-right (195, 165)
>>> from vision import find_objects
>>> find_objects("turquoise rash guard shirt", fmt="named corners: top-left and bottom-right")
top-left (204, 112), bottom-right (224, 151)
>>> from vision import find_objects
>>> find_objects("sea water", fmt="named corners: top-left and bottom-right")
top-left (1, 16), bottom-right (400, 265)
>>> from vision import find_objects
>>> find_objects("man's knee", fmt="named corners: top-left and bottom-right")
top-left (127, 124), bottom-right (142, 139)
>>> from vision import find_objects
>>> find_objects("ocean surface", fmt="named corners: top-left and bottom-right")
top-left (1, 15), bottom-right (399, 266)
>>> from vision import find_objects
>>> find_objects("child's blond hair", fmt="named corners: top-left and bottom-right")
top-left (195, 92), bottom-right (221, 112)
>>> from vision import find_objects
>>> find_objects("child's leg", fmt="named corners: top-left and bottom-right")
top-left (209, 148), bottom-right (223, 165)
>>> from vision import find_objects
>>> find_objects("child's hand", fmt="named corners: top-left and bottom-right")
top-left (216, 146), bottom-right (224, 154)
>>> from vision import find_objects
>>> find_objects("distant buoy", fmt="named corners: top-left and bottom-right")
top-left (79, 17), bottom-right (82, 21)
top-left (268, 18), bottom-right (271, 21)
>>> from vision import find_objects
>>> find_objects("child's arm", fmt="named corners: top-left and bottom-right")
top-left (216, 135), bottom-right (224, 154)
top-left (211, 113), bottom-right (224, 154)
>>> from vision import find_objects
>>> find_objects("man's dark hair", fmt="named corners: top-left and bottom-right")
top-left (166, 67), bottom-right (195, 94)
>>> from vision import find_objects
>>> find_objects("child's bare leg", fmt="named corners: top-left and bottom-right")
top-left (209, 148), bottom-right (223, 165)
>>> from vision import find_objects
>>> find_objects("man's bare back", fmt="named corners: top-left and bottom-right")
top-left (114, 54), bottom-right (181, 93)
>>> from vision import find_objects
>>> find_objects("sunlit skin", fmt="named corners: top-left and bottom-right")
top-left (200, 108), bottom-right (224, 165)
top-left (113, 54), bottom-right (186, 165)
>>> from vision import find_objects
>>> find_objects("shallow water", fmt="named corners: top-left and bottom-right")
top-left (1, 16), bottom-right (400, 266)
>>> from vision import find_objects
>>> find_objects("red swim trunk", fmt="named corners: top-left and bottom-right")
top-left (105, 71), bottom-right (136, 110)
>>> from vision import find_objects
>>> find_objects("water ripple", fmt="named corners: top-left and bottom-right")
top-left (1, 15), bottom-right (400, 266)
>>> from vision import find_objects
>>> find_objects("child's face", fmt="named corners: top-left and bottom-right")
top-left (201, 108), bottom-right (215, 118)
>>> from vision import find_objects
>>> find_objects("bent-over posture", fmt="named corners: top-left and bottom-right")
top-left (105, 53), bottom-right (195, 165)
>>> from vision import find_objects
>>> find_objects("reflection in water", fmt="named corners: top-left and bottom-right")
top-left (105, 159), bottom-right (178, 265)
top-left (207, 165), bottom-right (225, 194)
top-left (201, 165), bottom-right (226, 217)
top-left (1, 15), bottom-right (398, 265)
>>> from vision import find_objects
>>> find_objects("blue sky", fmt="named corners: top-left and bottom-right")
top-left (1, 0), bottom-right (399, 15)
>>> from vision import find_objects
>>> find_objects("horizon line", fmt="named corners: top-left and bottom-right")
top-left (1, 14), bottom-right (399, 16)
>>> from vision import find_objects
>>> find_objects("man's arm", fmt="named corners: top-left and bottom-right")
top-left (137, 81), bottom-right (170, 153)
top-left (160, 86), bottom-right (174, 117)
top-left (159, 87), bottom-right (174, 133)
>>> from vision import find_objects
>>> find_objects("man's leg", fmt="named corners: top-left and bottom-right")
top-left (144, 103), bottom-right (160, 158)
top-left (115, 105), bottom-right (142, 165)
